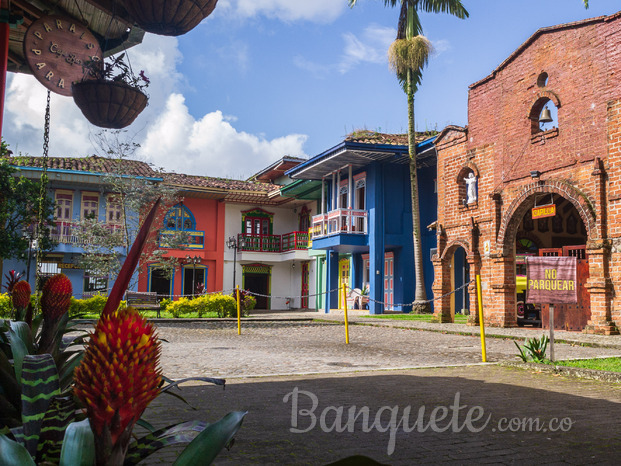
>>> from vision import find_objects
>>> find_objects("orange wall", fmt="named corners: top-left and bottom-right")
top-left (138, 196), bottom-right (225, 298)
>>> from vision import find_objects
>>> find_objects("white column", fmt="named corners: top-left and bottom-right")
top-left (336, 170), bottom-right (341, 209)
top-left (348, 164), bottom-right (353, 209)
top-left (332, 172), bottom-right (336, 210)
top-left (321, 178), bottom-right (325, 215)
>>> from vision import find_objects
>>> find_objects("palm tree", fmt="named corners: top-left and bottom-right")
top-left (349, 0), bottom-right (468, 312)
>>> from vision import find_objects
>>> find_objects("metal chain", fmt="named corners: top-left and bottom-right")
top-left (362, 279), bottom-right (474, 308)
top-left (34, 90), bottom-right (51, 301)
top-left (244, 288), bottom-right (341, 299)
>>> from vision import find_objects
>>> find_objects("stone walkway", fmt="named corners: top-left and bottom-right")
top-left (143, 365), bottom-right (621, 465)
top-left (155, 319), bottom-right (621, 380)
top-left (109, 313), bottom-right (621, 464)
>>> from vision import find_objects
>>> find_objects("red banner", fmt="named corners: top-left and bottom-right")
top-left (526, 256), bottom-right (577, 304)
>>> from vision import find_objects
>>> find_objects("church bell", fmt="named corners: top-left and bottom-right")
top-left (539, 107), bottom-right (553, 124)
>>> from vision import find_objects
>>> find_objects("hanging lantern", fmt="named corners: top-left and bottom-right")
top-left (72, 81), bottom-right (148, 129)
top-left (121, 0), bottom-right (218, 36)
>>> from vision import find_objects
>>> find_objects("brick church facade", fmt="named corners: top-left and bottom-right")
top-left (432, 12), bottom-right (621, 334)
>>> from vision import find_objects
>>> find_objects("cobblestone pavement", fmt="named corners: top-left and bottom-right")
top-left (119, 318), bottom-right (621, 464)
top-left (155, 320), bottom-right (621, 379)
top-left (143, 365), bottom-right (621, 465)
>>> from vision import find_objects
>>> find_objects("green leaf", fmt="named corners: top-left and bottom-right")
top-left (8, 325), bottom-right (29, 384)
top-left (9, 322), bottom-right (34, 354)
top-left (59, 419), bottom-right (95, 466)
top-left (58, 352), bottom-right (84, 390)
top-left (173, 411), bottom-right (247, 466)
top-left (0, 433), bottom-right (36, 466)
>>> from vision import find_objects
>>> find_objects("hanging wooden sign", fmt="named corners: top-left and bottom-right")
top-left (532, 203), bottom-right (556, 219)
top-left (23, 15), bottom-right (102, 96)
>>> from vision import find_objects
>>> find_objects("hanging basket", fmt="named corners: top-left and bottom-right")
top-left (72, 81), bottom-right (148, 129)
top-left (121, 0), bottom-right (218, 36)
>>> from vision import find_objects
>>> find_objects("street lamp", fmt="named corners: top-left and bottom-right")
top-left (184, 254), bottom-right (202, 297)
top-left (226, 235), bottom-right (246, 290)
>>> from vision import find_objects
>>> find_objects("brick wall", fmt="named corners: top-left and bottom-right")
top-left (434, 13), bottom-right (621, 334)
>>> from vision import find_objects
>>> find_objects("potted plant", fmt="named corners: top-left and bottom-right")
top-left (121, 0), bottom-right (218, 36)
top-left (72, 53), bottom-right (149, 129)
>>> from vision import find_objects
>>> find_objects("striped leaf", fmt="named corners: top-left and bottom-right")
top-left (20, 354), bottom-right (60, 456)
top-left (125, 420), bottom-right (208, 465)
top-left (36, 396), bottom-right (77, 463)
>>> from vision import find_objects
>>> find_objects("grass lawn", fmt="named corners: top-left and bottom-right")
top-left (361, 313), bottom-right (469, 324)
top-left (552, 357), bottom-right (621, 373)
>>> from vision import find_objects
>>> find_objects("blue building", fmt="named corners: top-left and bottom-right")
top-left (286, 131), bottom-right (437, 314)
top-left (3, 155), bottom-right (162, 298)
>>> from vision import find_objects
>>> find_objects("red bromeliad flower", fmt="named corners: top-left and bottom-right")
top-left (74, 308), bottom-right (161, 463)
top-left (41, 273), bottom-right (72, 319)
top-left (11, 280), bottom-right (31, 310)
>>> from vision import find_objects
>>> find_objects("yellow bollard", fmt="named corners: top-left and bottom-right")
top-left (342, 282), bottom-right (350, 344)
top-left (476, 275), bottom-right (487, 362)
top-left (236, 285), bottom-right (241, 335)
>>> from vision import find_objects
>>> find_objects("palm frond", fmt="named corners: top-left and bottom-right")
top-left (417, 0), bottom-right (469, 19)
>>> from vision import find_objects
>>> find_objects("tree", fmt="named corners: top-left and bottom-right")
top-left (73, 131), bottom-right (187, 291)
top-left (0, 141), bottom-right (55, 285)
top-left (349, 0), bottom-right (468, 312)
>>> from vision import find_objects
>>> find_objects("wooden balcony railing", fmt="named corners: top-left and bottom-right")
top-left (311, 209), bottom-right (368, 239)
top-left (51, 221), bottom-right (124, 245)
top-left (238, 231), bottom-right (309, 253)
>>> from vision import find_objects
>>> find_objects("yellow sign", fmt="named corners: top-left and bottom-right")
top-left (532, 204), bottom-right (556, 219)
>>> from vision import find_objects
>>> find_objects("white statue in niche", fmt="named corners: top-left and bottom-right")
top-left (464, 172), bottom-right (478, 204)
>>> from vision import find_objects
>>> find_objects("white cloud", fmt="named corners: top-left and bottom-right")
top-left (293, 24), bottom-right (395, 76)
top-left (219, 0), bottom-right (346, 23)
top-left (431, 39), bottom-right (451, 56)
top-left (2, 34), bottom-right (184, 158)
top-left (339, 25), bottom-right (395, 73)
top-left (2, 33), bottom-right (307, 179)
top-left (139, 93), bottom-right (307, 178)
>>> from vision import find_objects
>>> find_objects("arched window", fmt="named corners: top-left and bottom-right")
top-left (164, 204), bottom-right (196, 231)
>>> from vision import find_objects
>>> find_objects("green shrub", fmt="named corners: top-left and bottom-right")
top-left (159, 298), bottom-right (172, 313)
top-left (204, 293), bottom-right (238, 318)
top-left (69, 294), bottom-right (126, 317)
top-left (0, 293), bottom-right (11, 318)
top-left (159, 293), bottom-right (247, 318)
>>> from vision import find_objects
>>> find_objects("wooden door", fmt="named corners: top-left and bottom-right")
top-left (301, 262), bottom-right (309, 308)
top-left (384, 254), bottom-right (394, 311)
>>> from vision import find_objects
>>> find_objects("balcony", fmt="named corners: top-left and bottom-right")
top-left (311, 209), bottom-right (368, 240)
top-left (51, 221), bottom-right (124, 245)
top-left (238, 231), bottom-right (309, 253)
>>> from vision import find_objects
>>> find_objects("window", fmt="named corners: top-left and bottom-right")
top-left (81, 192), bottom-right (99, 220)
top-left (241, 208), bottom-right (274, 236)
top-left (164, 203), bottom-right (196, 231)
top-left (106, 195), bottom-right (123, 224)
top-left (55, 190), bottom-right (73, 222)
top-left (84, 272), bottom-right (108, 293)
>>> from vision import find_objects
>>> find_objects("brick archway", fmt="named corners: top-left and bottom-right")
top-left (497, 180), bottom-right (596, 254)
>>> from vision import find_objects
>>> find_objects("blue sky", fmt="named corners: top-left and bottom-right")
top-left (4, 0), bottom-right (619, 178)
